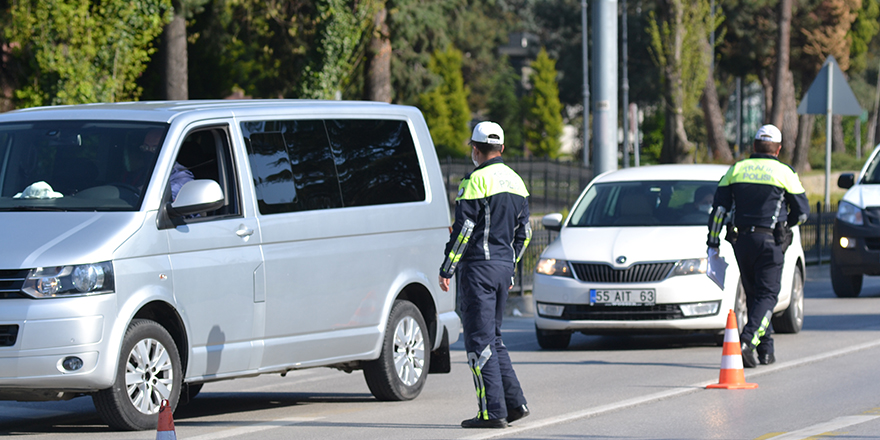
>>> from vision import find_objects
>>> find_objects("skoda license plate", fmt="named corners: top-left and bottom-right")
top-left (590, 289), bottom-right (656, 306)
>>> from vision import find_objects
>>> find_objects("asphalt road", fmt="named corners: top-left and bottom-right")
top-left (2, 264), bottom-right (879, 440)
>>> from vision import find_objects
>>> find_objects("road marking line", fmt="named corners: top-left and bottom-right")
top-left (763, 415), bottom-right (879, 440)
top-left (462, 338), bottom-right (880, 439)
top-left (184, 416), bottom-right (321, 440)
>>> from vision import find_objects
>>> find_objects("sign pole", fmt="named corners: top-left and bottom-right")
top-left (825, 59), bottom-right (833, 212)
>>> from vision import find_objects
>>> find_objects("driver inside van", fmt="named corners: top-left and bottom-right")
top-left (124, 129), bottom-right (193, 201)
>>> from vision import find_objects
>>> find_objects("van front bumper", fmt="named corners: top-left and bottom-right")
top-left (832, 219), bottom-right (880, 275)
top-left (0, 294), bottom-right (119, 399)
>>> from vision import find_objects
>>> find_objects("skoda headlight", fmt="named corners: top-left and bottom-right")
top-left (671, 258), bottom-right (707, 276)
top-left (22, 262), bottom-right (115, 298)
top-left (535, 258), bottom-right (573, 277)
top-left (836, 201), bottom-right (863, 225)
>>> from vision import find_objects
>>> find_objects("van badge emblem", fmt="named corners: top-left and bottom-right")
top-left (616, 256), bottom-right (626, 264)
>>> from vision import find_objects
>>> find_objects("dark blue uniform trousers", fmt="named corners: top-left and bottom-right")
top-left (734, 231), bottom-right (783, 355)
top-left (458, 261), bottom-right (526, 420)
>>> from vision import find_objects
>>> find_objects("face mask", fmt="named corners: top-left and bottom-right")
top-left (698, 204), bottom-right (713, 213)
top-left (471, 149), bottom-right (480, 167)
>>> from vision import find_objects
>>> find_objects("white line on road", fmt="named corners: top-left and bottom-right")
top-left (461, 338), bottom-right (880, 440)
top-left (184, 416), bottom-right (322, 440)
top-left (764, 415), bottom-right (880, 440)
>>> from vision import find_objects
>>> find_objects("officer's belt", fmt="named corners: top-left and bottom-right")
top-left (740, 225), bottom-right (773, 235)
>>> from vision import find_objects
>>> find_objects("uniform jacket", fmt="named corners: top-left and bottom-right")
top-left (707, 153), bottom-right (810, 247)
top-left (439, 157), bottom-right (531, 278)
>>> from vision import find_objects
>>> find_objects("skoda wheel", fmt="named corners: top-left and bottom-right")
top-left (364, 300), bottom-right (429, 401)
top-left (536, 326), bottom-right (571, 350)
top-left (773, 267), bottom-right (804, 333)
top-left (830, 259), bottom-right (862, 298)
top-left (93, 319), bottom-right (182, 431)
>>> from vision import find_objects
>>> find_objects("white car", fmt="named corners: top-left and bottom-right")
top-left (532, 164), bottom-right (806, 349)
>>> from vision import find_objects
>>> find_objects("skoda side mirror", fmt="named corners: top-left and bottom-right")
top-left (837, 173), bottom-right (855, 189)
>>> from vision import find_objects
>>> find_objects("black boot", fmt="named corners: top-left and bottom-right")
top-left (507, 404), bottom-right (530, 423)
top-left (461, 415), bottom-right (507, 429)
top-left (741, 342), bottom-right (758, 368)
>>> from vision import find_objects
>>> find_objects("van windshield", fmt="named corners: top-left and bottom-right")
top-left (0, 121), bottom-right (167, 211)
top-left (568, 180), bottom-right (718, 227)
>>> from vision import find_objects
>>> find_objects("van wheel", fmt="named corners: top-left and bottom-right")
top-left (536, 326), bottom-right (571, 350)
top-left (830, 260), bottom-right (862, 297)
top-left (364, 300), bottom-right (429, 401)
top-left (773, 268), bottom-right (804, 333)
top-left (93, 319), bottom-right (182, 431)
top-left (734, 281), bottom-right (748, 334)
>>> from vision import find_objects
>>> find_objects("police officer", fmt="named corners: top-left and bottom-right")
top-left (707, 124), bottom-right (809, 368)
top-left (438, 121), bottom-right (531, 429)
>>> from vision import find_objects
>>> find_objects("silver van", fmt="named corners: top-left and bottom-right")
top-left (0, 100), bottom-right (460, 430)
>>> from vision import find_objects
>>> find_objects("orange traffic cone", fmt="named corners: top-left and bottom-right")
top-left (707, 309), bottom-right (758, 390)
top-left (156, 399), bottom-right (177, 440)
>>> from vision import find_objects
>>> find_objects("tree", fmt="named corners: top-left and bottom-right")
top-left (364, 3), bottom-right (391, 102)
top-left (700, 9), bottom-right (732, 162)
top-left (7, 0), bottom-right (172, 106)
top-left (648, 0), bottom-right (714, 163)
top-left (523, 48), bottom-right (563, 158)
top-left (295, 0), bottom-right (378, 99)
top-left (418, 46), bottom-right (470, 158)
top-left (160, 0), bottom-right (210, 100)
top-left (487, 61), bottom-right (523, 154)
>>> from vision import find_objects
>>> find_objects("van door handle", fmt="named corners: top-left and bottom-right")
top-left (236, 226), bottom-right (255, 237)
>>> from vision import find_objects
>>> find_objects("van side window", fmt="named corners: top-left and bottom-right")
top-left (241, 120), bottom-right (343, 214)
top-left (325, 119), bottom-right (426, 207)
top-left (170, 127), bottom-right (241, 219)
top-left (242, 118), bottom-right (425, 215)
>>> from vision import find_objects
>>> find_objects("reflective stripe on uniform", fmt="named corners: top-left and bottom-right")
top-left (516, 223), bottom-right (532, 264)
top-left (467, 344), bottom-right (493, 420)
top-left (750, 310), bottom-right (773, 347)
top-left (441, 218), bottom-right (475, 276)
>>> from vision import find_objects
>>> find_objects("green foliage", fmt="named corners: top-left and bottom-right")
top-left (487, 61), bottom-right (523, 155)
top-left (7, 0), bottom-right (172, 106)
top-left (640, 109), bottom-right (665, 164)
top-left (523, 48), bottom-right (563, 158)
top-left (647, 0), bottom-right (716, 120)
top-left (295, 0), bottom-right (378, 99)
top-left (418, 46), bottom-right (470, 158)
top-left (849, 0), bottom-right (880, 74)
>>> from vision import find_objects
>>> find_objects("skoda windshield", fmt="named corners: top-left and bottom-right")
top-left (0, 121), bottom-right (167, 211)
top-left (568, 180), bottom-right (719, 227)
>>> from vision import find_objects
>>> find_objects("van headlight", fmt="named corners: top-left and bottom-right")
top-left (22, 262), bottom-right (115, 298)
top-left (836, 201), bottom-right (863, 225)
top-left (671, 258), bottom-right (707, 276)
top-left (536, 258), bottom-right (573, 277)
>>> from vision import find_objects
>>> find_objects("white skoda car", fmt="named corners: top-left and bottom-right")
top-left (532, 164), bottom-right (805, 349)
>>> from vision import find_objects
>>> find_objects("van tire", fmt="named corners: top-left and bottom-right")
top-left (364, 300), bottom-right (429, 401)
top-left (830, 261), bottom-right (862, 297)
top-left (93, 319), bottom-right (182, 431)
top-left (773, 267), bottom-right (804, 333)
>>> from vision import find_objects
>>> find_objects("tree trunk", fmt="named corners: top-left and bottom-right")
top-left (364, 6), bottom-right (392, 103)
top-left (832, 114), bottom-right (845, 153)
top-left (659, 1), bottom-right (692, 164)
top-left (770, 0), bottom-right (791, 128)
top-left (701, 71), bottom-right (732, 163)
top-left (793, 114), bottom-right (813, 173)
top-left (162, 7), bottom-right (188, 101)
top-left (779, 70), bottom-right (798, 162)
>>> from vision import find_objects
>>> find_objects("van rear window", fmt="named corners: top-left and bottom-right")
top-left (242, 119), bottom-right (425, 214)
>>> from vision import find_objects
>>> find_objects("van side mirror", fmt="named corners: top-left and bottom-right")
top-left (542, 213), bottom-right (564, 232)
top-left (837, 173), bottom-right (855, 189)
top-left (167, 180), bottom-right (224, 217)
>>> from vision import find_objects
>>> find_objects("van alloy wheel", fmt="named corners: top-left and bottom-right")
top-left (364, 300), bottom-right (429, 401)
top-left (93, 319), bottom-right (182, 431)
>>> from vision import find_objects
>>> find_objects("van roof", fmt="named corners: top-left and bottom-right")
top-left (0, 100), bottom-right (404, 124)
